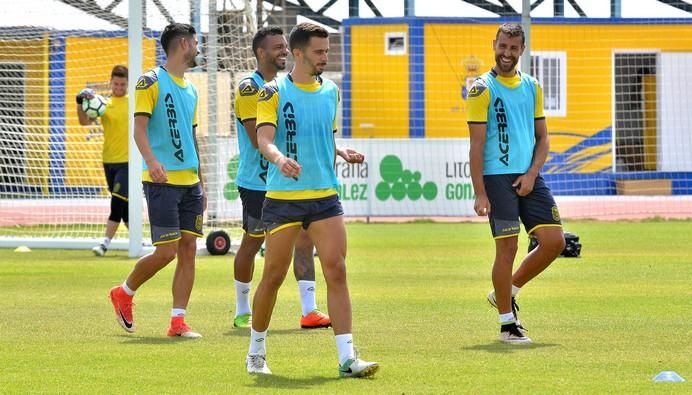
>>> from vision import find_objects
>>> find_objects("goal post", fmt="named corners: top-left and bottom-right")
top-left (128, 0), bottom-right (143, 258)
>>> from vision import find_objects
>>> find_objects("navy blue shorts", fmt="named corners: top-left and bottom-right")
top-left (484, 173), bottom-right (562, 239)
top-left (104, 163), bottom-right (128, 201)
top-left (262, 194), bottom-right (343, 234)
top-left (239, 186), bottom-right (266, 237)
top-left (143, 182), bottom-right (204, 245)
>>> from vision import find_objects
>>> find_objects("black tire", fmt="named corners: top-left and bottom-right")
top-left (206, 230), bottom-right (230, 255)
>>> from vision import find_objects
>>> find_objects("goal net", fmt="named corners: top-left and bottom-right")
top-left (2, 2), bottom-right (692, 252)
top-left (0, 0), bottom-right (256, 250)
top-left (339, 17), bottom-right (692, 220)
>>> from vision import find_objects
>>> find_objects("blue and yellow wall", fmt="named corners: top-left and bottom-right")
top-left (343, 18), bottom-right (692, 194)
top-left (0, 29), bottom-right (160, 195)
top-left (0, 33), bottom-right (51, 193)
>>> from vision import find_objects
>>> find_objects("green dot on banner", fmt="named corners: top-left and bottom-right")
top-left (401, 170), bottom-right (413, 184)
top-left (380, 155), bottom-right (403, 183)
top-left (407, 182), bottom-right (422, 200)
top-left (391, 181), bottom-right (406, 201)
top-left (422, 182), bottom-right (438, 200)
top-left (413, 171), bottom-right (421, 182)
top-left (224, 182), bottom-right (239, 200)
top-left (227, 156), bottom-right (239, 178)
top-left (375, 181), bottom-right (391, 201)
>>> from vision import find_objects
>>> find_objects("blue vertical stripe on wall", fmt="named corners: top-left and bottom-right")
top-left (342, 24), bottom-right (352, 137)
top-left (408, 18), bottom-right (425, 137)
top-left (48, 35), bottom-right (66, 194)
top-left (148, 30), bottom-right (166, 66)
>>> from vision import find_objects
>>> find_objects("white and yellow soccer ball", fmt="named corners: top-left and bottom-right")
top-left (82, 94), bottom-right (107, 119)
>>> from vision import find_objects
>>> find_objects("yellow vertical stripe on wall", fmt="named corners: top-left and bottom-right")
top-left (0, 36), bottom-right (51, 194)
top-left (63, 36), bottom-right (157, 188)
top-left (350, 24), bottom-right (409, 138)
top-left (424, 23), bottom-right (498, 138)
top-left (642, 75), bottom-right (657, 171)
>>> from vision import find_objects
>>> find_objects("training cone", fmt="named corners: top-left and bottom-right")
top-left (14, 246), bottom-right (31, 253)
top-left (653, 371), bottom-right (685, 382)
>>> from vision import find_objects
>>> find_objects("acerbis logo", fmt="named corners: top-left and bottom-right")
top-left (164, 93), bottom-right (184, 163)
top-left (283, 102), bottom-right (298, 163)
top-left (375, 155), bottom-right (437, 201)
top-left (494, 97), bottom-right (509, 167)
top-left (223, 155), bottom-right (240, 200)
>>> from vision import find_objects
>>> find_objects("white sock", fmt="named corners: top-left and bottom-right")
top-left (298, 280), bottom-right (318, 316)
top-left (511, 284), bottom-right (521, 296)
top-left (235, 280), bottom-right (252, 316)
top-left (249, 329), bottom-right (267, 355)
top-left (121, 281), bottom-right (135, 296)
top-left (171, 308), bottom-right (186, 317)
top-left (335, 333), bottom-right (355, 365)
top-left (102, 237), bottom-right (112, 247)
top-left (499, 312), bottom-right (516, 324)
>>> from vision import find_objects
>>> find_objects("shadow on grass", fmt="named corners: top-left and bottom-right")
top-left (117, 335), bottom-right (203, 345)
top-left (223, 327), bottom-right (315, 337)
top-left (463, 341), bottom-right (560, 353)
top-left (246, 373), bottom-right (338, 389)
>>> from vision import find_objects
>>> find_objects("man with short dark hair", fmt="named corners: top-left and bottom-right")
top-left (108, 23), bottom-right (206, 338)
top-left (467, 23), bottom-right (565, 344)
top-left (233, 25), bottom-right (350, 331)
top-left (76, 65), bottom-right (129, 256)
top-left (245, 22), bottom-right (378, 378)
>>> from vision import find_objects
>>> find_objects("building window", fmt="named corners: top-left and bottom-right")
top-left (385, 32), bottom-right (407, 56)
top-left (530, 51), bottom-right (566, 117)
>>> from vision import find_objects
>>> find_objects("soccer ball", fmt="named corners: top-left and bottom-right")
top-left (82, 94), bottom-right (107, 119)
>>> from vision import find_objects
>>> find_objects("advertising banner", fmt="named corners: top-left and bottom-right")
top-left (215, 138), bottom-right (475, 218)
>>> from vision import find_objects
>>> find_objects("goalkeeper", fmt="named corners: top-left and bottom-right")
top-left (76, 65), bottom-right (129, 257)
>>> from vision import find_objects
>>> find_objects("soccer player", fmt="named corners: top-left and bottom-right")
top-left (467, 23), bottom-right (565, 344)
top-left (76, 65), bottom-right (129, 256)
top-left (108, 23), bottom-right (205, 338)
top-left (245, 22), bottom-right (378, 378)
top-left (234, 26), bottom-right (359, 330)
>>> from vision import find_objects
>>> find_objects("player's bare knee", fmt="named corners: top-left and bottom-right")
top-left (236, 245), bottom-right (257, 262)
top-left (180, 235), bottom-right (197, 248)
top-left (322, 261), bottom-right (347, 285)
top-left (536, 232), bottom-right (565, 256)
top-left (153, 245), bottom-right (177, 264)
top-left (263, 270), bottom-right (288, 289)
top-left (548, 234), bottom-right (566, 256)
top-left (496, 242), bottom-right (518, 259)
top-left (294, 232), bottom-right (314, 251)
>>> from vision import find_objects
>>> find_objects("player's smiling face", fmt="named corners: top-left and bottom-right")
top-left (302, 36), bottom-right (329, 76)
top-left (110, 76), bottom-right (127, 97)
top-left (261, 35), bottom-right (289, 71)
top-left (493, 32), bottom-right (524, 76)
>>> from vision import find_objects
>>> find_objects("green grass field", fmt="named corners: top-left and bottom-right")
top-left (1, 221), bottom-right (690, 394)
